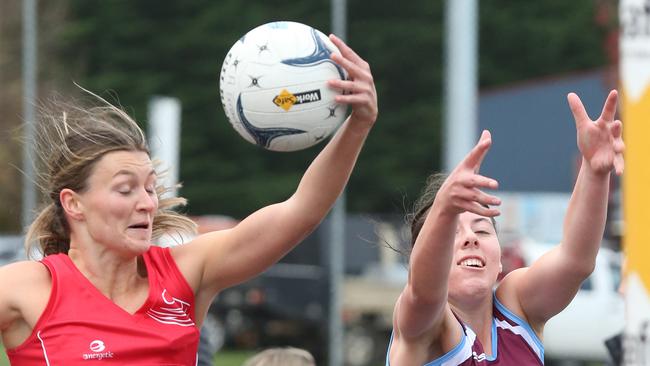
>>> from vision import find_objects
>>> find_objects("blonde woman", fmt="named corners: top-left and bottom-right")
top-left (0, 35), bottom-right (376, 365)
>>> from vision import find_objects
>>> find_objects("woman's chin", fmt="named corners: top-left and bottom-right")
top-left (122, 238), bottom-right (152, 255)
top-left (450, 280), bottom-right (493, 300)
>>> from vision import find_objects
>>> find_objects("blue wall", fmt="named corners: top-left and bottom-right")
top-left (478, 69), bottom-right (612, 192)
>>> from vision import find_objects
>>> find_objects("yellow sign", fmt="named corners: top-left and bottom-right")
top-left (622, 87), bottom-right (650, 290)
top-left (620, 0), bottom-right (650, 362)
top-left (620, 0), bottom-right (650, 294)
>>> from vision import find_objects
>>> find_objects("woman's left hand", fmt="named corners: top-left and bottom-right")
top-left (567, 89), bottom-right (625, 176)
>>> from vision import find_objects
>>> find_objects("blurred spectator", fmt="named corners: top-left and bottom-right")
top-left (243, 347), bottom-right (316, 366)
top-left (197, 328), bottom-right (216, 366)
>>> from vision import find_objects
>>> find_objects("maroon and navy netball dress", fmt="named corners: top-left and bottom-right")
top-left (386, 296), bottom-right (544, 365)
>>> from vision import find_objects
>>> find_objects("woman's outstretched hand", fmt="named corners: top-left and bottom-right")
top-left (568, 90), bottom-right (625, 176)
top-left (436, 130), bottom-right (501, 217)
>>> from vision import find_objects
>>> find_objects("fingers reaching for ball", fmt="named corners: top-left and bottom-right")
top-left (328, 34), bottom-right (378, 129)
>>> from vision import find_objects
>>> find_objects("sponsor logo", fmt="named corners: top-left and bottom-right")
top-left (82, 339), bottom-right (114, 361)
top-left (294, 89), bottom-right (322, 104)
top-left (146, 289), bottom-right (195, 327)
top-left (472, 351), bottom-right (487, 362)
top-left (89, 340), bottom-right (105, 352)
top-left (273, 89), bottom-right (322, 111)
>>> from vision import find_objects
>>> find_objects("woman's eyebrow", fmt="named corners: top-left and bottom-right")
top-left (112, 169), bottom-right (156, 178)
top-left (472, 217), bottom-right (492, 225)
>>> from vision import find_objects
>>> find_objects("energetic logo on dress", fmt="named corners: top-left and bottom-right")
top-left (89, 340), bottom-right (105, 352)
top-left (146, 289), bottom-right (195, 327)
top-left (82, 339), bottom-right (114, 360)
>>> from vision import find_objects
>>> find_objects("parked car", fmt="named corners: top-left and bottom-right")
top-left (520, 239), bottom-right (624, 365)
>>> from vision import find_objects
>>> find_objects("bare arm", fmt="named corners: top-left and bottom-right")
top-left (0, 265), bottom-right (18, 333)
top-left (175, 34), bottom-right (378, 297)
top-left (0, 261), bottom-right (52, 348)
top-left (504, 90), bottom-right (624, 327)
top-left (394, 131), bottom-right (500, 342)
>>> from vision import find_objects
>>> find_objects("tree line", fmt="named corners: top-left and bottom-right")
top-left (0, 0), bottom-right (611, 231)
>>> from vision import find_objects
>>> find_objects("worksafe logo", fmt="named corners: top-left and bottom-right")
top-left (273, 89), bottom-right (322, 111)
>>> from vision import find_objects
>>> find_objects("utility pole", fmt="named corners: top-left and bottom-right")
top-left (148, 96), bottom-right (182, 200)
top-left (329, 2), bottom-right (347, 366)
top-left (443, 0), bottom-right (478, 171)
top-left (21, 0), bottom-right (38, 229)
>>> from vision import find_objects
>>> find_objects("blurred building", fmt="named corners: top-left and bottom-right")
top-left (479, 68), bottom-right (613, 192)
top-left (477, 68), bottom-right (622, 248)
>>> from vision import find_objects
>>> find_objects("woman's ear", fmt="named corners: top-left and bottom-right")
top-left (59, 188), bottom-right (84, 221)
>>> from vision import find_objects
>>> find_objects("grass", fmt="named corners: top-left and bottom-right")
top-left (215, 350), bottom-right (255, 365)
top-left (0, 344), bottom-right (252, 366)
top-left (0, 345), bottom-right (6, 366)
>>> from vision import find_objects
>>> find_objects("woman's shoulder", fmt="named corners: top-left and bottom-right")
top-left (494, 268), bottom-right (530, 317)
top-left (1, 259), bottom-right (49, 274)
top-left (0, 259), bottom-right (53, 347)
top-left (494, 267), bottom-right (545, 336)
top-left (0, 259), bottom-right (51, 290)
top-left (0, 260), bottom-right (52, 315)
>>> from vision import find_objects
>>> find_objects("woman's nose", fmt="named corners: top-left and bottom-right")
top-left (137, 190), bottom-right (156, 211)
top-left (461, 230), bottom-right (479, 248)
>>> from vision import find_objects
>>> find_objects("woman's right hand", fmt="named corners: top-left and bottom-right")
top-left (436, 130), bottom-right (501, 217)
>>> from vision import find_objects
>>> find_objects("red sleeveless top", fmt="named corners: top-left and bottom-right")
top-left (6, 246), bottom-right (200, 365)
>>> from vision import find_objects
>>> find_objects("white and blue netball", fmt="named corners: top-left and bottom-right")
top-left (219, 21), bottom-right (348, 152)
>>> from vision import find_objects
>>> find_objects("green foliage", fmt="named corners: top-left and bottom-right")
top-left (479, 1), bottom-right (608, 87)
top-left (60, 0), bottom-right (609, 218)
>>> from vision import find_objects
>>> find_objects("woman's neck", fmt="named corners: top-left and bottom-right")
top-left (450, 295), bottom-right (495, 355)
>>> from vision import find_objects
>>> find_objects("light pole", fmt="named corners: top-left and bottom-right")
top-left (21, 0), bottom-right (38, 230)
top-left (329, 3), bottom-right (347, 366)
top-left (443, 0), bottom-right (478, 171)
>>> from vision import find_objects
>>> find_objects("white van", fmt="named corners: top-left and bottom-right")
top-left (520, 240), bottom-right (623, 365)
